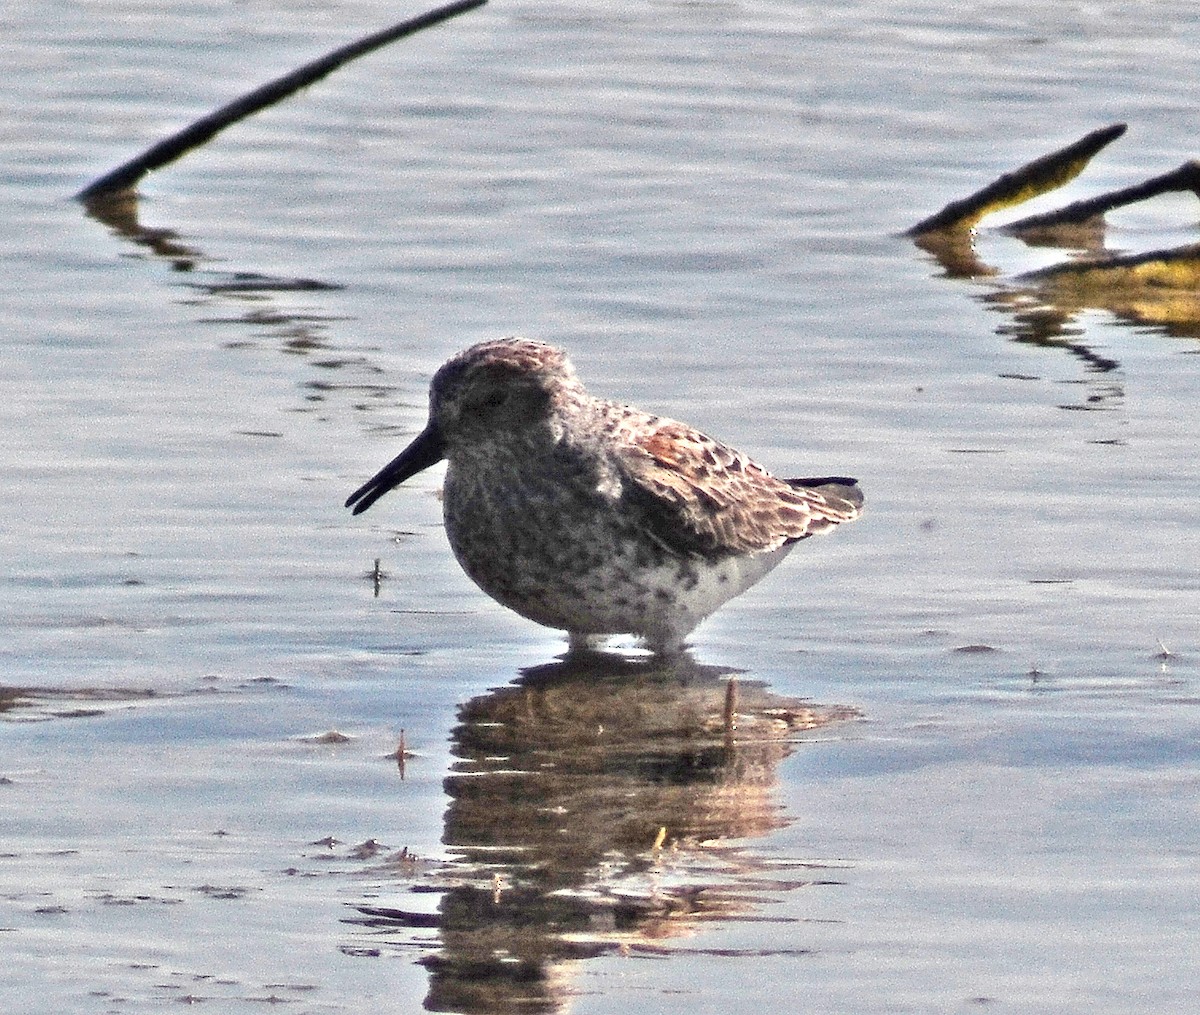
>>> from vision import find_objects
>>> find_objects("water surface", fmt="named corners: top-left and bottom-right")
top-left (3, 1), bottom-right (1199, 1012)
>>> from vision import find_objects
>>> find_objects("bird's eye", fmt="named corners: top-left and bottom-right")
top-left (480, 390), bottom-right (508, 409)
top-left (466, 389), bottom-right (510, 417)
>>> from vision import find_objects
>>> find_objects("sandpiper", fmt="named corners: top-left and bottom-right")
top-left (346, 338), bottom-right (863, 653)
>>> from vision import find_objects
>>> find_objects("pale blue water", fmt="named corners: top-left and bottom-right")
top-left (2, 1), bottom-right (1199, 1013)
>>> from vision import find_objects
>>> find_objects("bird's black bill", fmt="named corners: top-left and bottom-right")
top-left (345, 423), bottom-right (445, 515)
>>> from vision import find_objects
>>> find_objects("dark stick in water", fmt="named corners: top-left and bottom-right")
top-left (76, 0), bottom-right (487, 202)
top-left (1001, 160), bottom-right (1200, 235)
top-left (906, 123), bottom-right (1127, 236)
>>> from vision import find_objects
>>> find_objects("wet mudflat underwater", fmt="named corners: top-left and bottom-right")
top-left (3, 2), bottom-right (1200, 1013)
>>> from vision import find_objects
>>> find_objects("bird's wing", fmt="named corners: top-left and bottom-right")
top-left (607, 413), bottom-right (862, 558)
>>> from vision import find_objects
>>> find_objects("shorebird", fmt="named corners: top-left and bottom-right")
top-left (346, 338), bottom-right (863, 653)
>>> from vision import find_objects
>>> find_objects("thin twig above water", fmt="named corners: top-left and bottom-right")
top-left (75, 0), bottom-right (487, 202)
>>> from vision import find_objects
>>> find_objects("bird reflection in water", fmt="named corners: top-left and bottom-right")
top-left (346, 650), bottom-right (859, 1015)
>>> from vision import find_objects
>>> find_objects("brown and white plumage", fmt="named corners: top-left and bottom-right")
top-left (346, 338), bottom-right (863, 653)
top-left (610, 415), bottom-right (860, 556)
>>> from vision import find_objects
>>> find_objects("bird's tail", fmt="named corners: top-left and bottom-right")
top-left (786, 476), bottom-right (864, 516)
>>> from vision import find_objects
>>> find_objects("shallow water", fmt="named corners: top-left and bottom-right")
top-left (3, 1), bottom-right (1199, 1012)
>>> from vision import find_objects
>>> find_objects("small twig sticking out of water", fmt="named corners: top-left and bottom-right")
top-left (75, 0), bottom-right (488, 202)
top-left (906, 123), bottom-right (1127, 236)
top-left (723, 676), bottom-right (738, 745)
top-left (372, 557), bottom-right (384, 598)
top-left (1154, 638), bottom-right (1174, 661)
top-left (1002, 160), bottom-right (1200, 236)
